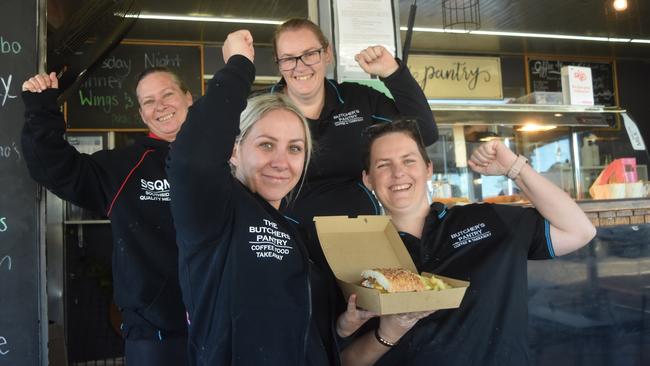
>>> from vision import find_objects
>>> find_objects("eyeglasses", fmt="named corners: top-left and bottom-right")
top-left (276, 48), bottom-right (324, 71)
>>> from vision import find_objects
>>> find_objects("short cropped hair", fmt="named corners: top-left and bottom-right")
top-left (361, 118), bottom-right (430, 172)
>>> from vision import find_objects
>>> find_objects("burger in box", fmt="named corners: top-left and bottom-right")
top-left (315, 215), bottom-right (469, 315)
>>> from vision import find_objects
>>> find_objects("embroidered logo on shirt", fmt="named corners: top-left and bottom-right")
top-left (248, 219), bottom-right (293, 261)
top-left (450, 222), bottom-right (492, 249)
top-left (139, 178), bottom-right (170, 202)
top-left (333, 109), bottom-right (363, 126)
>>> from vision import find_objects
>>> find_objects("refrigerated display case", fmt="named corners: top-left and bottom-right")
top-left (427, 103), bottom-right (650, 365)
top-left (425, 103), bottom-right (649, 205)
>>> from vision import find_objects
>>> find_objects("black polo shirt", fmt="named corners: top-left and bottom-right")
top-left (272, 64), bottom-right (437, 272)
top-left (376, 202), bottom-right (553, 366)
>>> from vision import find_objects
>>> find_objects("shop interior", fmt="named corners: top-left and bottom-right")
top-left (22, 0), bottom-right (650, 364)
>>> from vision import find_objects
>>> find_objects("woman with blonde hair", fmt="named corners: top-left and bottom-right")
top-left (167, 30), bottom-right (339, 365)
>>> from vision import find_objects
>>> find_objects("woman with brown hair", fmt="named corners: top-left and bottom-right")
top-left (270, 18), bottom-right (437, 247)
top-left (341, 119), bottom-right (596, 366)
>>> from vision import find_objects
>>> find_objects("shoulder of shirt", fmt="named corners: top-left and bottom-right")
top-left (99, 137), bottom-right (166, 158)
top-left (446, 202), bottom-right (493, 215)
top-left (337, 80), bottom-right (377, 93)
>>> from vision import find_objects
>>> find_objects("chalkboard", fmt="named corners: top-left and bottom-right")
top-left (66, 42), bottom-right (203, 130)
top-left (528, 58), bottom-right (617, 106)
top-left (0, 0), bottom-right (44, 365)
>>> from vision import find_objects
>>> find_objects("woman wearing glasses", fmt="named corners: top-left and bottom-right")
top-left (270, 18), bottom-right (437, 250)
top-left (340, 119), bottom-right (596, 366)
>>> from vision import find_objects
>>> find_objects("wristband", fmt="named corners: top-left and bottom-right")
top-left (506, 155), bottom-right (528, 180)
top-left (374, 327), bottom-right (396, 347)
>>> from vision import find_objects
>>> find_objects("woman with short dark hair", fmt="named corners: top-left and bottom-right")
top-left (341, 119), bottom-right (596, 366)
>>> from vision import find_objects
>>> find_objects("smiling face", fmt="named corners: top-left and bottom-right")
top-left (363, 132), bottom-right (433, 216)
top-left (230, 108), bottom-right (307, 209)
top-left (137, 71), bottom-right (193, 142)
top-left (275, 27), bottom-right (332, 102)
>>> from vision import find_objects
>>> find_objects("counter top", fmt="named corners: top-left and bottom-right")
top-left (576, 198), bottom-right (650, 227)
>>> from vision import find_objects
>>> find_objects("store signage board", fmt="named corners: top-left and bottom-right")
top-left (65, 42), bottom-right (203, 130)
top-left (333, 0), bottom-right (396, 82)
top-left (527, 58), bottom-right (616, 106)
top-left (407, 55), bottom-right (503, 100)
top-left (0, 0), bottom-right (44, 364)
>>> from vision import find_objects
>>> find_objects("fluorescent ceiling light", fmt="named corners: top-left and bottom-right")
top-left (517, 124), bottom-right (557, 132)
top-left (473, 30), bottom-right (609, 41)
top-left (411, 27), bottom-right (468, 34)
top-left (400, 26), bottom-right (650, 44)
top-left (124, 12), bottom-right (283, 25)
top-left (608, 37), bottom-right (632, 42)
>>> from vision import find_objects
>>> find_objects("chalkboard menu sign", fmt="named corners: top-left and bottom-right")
top-left (66, 42), bottom-right (203, 130)
top-left (528, 58), bottom-right (617, 106)
top-left (0, 0), bottom-right (43, 365)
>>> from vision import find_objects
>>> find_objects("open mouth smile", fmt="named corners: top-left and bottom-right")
top-left (157, 112), bottom-right (175, 122)
top-left (390, 183), bottom-right (412, 192)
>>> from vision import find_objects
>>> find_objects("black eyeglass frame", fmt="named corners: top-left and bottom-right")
top-left (275, 48), bottom-right (325, 71)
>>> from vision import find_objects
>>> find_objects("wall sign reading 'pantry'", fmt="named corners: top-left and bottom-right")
top-left (407, 55), bottom-right (503, 100)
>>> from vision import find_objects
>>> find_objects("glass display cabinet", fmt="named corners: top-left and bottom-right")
top-left (426, 104), bottom-right (650, 365)
top-left (425, 104), bottom-right (649, 203)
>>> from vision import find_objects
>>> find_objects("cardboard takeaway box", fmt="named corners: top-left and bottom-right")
top-left (314, 215), bottom-right (469, 315)
top-left (589, 157), bottom-right (646, 199)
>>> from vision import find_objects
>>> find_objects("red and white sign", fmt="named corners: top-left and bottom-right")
top-left (561, 65), bottom-right (594, 105)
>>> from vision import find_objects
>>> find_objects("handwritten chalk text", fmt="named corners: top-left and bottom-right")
top-left (144, 52), bottom-right (181, 68)
top-left (0, 256), bottom-right (11, 271)
top-left (0, 142), bottom-right (20, 160)
top-left (1, 36), bottom-right (22, 54)
top-left (0, 336), bottom-right (8, 356)
top-left (1, 74), bottom-right (17, 107)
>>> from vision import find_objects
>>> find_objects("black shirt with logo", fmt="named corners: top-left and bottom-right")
top-left (376, 202), bottom-right (553, 366)
top-left (168, 56), bottom-right (339, 366)
top-left (21, 91), bottom-right (186, 339)
top-left (272, 62), bottom-right (438, 223)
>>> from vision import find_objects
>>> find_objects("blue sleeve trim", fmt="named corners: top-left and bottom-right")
top-left (357, 182), bottom-right (380, 215)
top-left (371, 115), bottom-right (392, 123)
top-left (326, 79), bottom-right (345, 103)
top-left (283, 215), bottom-right (300, 225)
top-left (544, 219), bottom-right (555, 258)
top-left (438, 207), bottom-right (447, 219)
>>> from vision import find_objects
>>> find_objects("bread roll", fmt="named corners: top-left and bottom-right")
top-left (360, 268), bottom-right (427, 293)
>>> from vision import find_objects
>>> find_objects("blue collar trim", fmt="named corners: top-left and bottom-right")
top-left (326, 79), bottom-right (344, 104)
